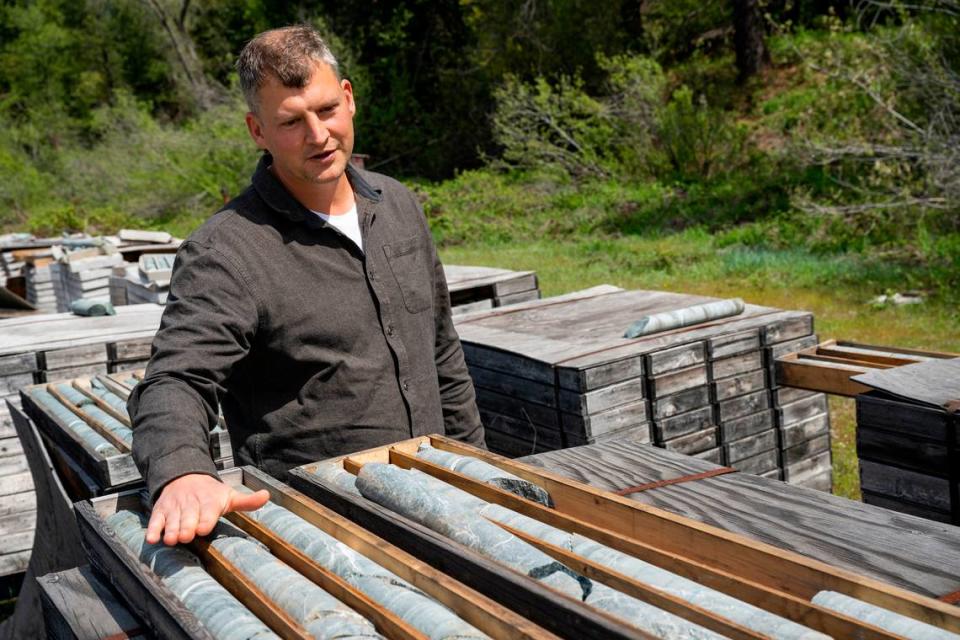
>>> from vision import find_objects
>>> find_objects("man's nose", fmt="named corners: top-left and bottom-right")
top-left (305, 114), bottom-right (329, 145)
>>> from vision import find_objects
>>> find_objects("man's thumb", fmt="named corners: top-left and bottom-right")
top-left (227, 488), bottom-right (270, 512)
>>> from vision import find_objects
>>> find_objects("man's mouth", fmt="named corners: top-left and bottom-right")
top-left (308, 148), bottom-right (336, 162)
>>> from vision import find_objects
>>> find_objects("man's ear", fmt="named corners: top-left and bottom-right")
top-left (341, 79), bottom-right (355, 116)
top-left (245, 112), bottom-right (267, 149)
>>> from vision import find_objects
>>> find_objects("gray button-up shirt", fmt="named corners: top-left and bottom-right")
top-left (129, 154), bottom-right (484, 500)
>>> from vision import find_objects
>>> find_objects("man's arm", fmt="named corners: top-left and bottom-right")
top-left (427, 239), bottom-right (485, 446)
top-left (128, 240), bottom-right (268, 544)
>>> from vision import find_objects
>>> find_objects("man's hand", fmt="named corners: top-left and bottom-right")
top-left (145, 473), bottom-right (270, 546)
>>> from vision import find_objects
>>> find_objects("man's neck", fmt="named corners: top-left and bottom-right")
top-left (270, 165), bottom-right (355, 214)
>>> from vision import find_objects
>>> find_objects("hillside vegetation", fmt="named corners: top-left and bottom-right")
top-left (2, 1), bottom-right (959, 497)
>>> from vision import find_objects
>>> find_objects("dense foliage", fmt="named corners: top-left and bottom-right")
top-left (1, 0), bottom-right (957, 296)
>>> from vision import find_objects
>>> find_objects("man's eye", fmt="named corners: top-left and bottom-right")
top-left (281, 118), bottom-right (299, 127)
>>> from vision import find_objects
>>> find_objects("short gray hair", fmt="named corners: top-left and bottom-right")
top-left (236, 25), bottom-right (340, 113)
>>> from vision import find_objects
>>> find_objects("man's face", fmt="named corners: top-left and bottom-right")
top-left (245, 62), bottom-right (355, 196)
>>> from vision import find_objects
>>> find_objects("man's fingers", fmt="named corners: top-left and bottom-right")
top-left (162, 507), bottom-right (182, 547)
top-left (145, 508), bottom-right (166, 545)
top-left (226, 488), bottom-right (270, 513)
top-left (177, 497), bottom-right (201, 544)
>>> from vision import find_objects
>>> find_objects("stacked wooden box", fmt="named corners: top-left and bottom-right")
top-left (20, 370), bottom-right (232, 496)
top-left (455, 286), bottom-right (650, 457)
top-left (0, 388), bottom-right (35, 578)
top-left (58, 249), bottom-right (126, 309)
top-left (24, 254), bottom-right (58, 312)
top-left (109, 253), bottom-right (174, 306)
top-left (853, 359), bottom-right (960, 524)
top-left (456, 286), bottom-right (832, 488)
top-left (444, 264), bottom-right (540, 315)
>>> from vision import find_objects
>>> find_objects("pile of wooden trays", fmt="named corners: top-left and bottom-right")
top-left (19, 370), bottom-right (232, 497)
top-left (58, 250), bottom-right (125, 310)
top-left (76, 465), bottom-right (552, 640)
top-left (455, 286), bottom-right (832, 488)
top-left (109, 254), bottom-right (174, 306)
top-left (444, 264), bottom-right (540, 315)
top-left (291, 434), bottom-right (960, 640)
top-left (850, 358), bottom-right (960, 525)
top-left (24, 257), bottom-right (58, 312)
top-left (0, 391), bottom-right (34, 578)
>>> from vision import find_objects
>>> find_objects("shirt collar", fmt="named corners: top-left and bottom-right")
top-left (251, 152), bottom-right (382, 224)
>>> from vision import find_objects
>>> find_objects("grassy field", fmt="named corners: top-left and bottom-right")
top-left (440, 233), bottom-right (960, 500)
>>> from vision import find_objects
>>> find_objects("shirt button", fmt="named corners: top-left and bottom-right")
top-left (402, 380), bottom-right (410, 391)
top-left (386, 324), bottom-right (395, 336)
top-left (368, 268), bottom-right (376, 281)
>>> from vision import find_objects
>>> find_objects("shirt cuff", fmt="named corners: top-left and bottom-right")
top-left (146, 447), bottom-right (221, 505)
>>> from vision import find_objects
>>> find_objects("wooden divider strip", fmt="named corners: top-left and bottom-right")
top-left (488, 518), bottom-right (767, 640)
top-left (391, 443), bottom-right (909, 639)
top-left (46, 383), bottom-right (130, 452)
top-left (191, 537), bottom-right (313, 640)
top-left (426, 434), bottom-right (960, 632)
top-left (72, 378), bottom-right (132, 427)
top-left (226, 511), bottom-right (428, 640)
top-left (240, 465), bottom-right (557, 640)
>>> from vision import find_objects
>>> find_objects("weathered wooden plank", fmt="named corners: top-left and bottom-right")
top-left (780, 434), bottom-right (831, 466)
top-left (520, 442), bottom-right (957, 598)
top-left (693, 447), bottom-right (722, 464)
top-left (857, 426), bottom-right (949, 476)
top-left (770, 386), bottom-right (819, 407)
top-left (780, 413), bottom-right (830, 450)
top-left (0, 436), bottom-right (24, 458)
top-left (859, 460), bottom-right (954, 512)
top-left (0, 305), bottom-right (163, 356)
top-left (643, 342), bottom-right (705, 376)
top-left (40, 344), bottom-right (109, 370)
top-left (853, 358), bottom-right (960, 409)
top-left (107, 336), bottom-right (154, 362)
top-left (0, 550), bottom-right (31, 577)
top-left (107, 358), bottom-right (151, 373)
top-left (5, 399), bottom-right (88, 638)
top-left (480, 409), bottom-right (563, 448)
top-left (782, 451), bottom-right (832, 483)
top-left (0, 352), bottom-right (38, 376)
top-left (711, 370), bottom-right (766, 402)
top-left (716, 390), bottom-right (770, 422)
top-left (37, 565), bottom-right (154, 640)
top-left (467, 364), bottom-right (557, 407)
top-left (710, 352), bottom-right (763, 381)
top-left (0, 372), bottom-right (35, 396)
top-left (856, 391), bottom-right (955, 443)
top-left (729, 448), bottom-right (779, 474)
top-left (40, 363), bottom-right (109, 383)
top-left (475, 389), bottom-right (558, 428)
top-left (760, 314), bottom-right (814, 346)
top-left (723, 429), bottom-right (777, 464)
top-left (495, 289), bottom-right (541, 306)
top-left (791, 469), bottom-right (832, 493)
top-left (0, 490), bottom-right (36, 517)
top-left (651, 405), bottom-right (714, 442)
top-left (777, 394), bottom-right (829, 427)
top-left (557, 376), bottom-right (645, 416)
top-left (861, 491), bottom-right (952, 524)
top-left (661, 426), bottom-right (717, 455)
top-left (647, 364), bottom-right (709, 399)
top-left (706, 329), bottom-right (761, 360)
top-left (650, 385), bottom-right (710, 420)
top-left (561, 399), bottom-right (649, 440)
top-left (764, 335), bottom-right (819, 362)
top-left (0, 471), bottom-right (33, 496)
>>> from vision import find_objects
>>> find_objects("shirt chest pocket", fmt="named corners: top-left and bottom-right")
top-left (383, 236), bottom-right (432, 314)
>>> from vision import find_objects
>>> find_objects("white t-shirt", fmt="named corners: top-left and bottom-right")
top-left (311, 203), bottom-right (363, 253)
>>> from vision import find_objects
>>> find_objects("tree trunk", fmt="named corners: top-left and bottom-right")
top-left (733, 0), bottom-right (770, 82)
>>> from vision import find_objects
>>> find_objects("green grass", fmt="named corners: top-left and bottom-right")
top-left (440, 234), bottom-right (960, 500)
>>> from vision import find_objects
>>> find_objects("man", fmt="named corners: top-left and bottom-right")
top-left (129, 25), bottom-right (484, 547)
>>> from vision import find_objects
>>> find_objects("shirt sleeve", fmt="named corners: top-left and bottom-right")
top-left (128, 240), bottom-right (261, 502)
top-left (426, 233), bottom-right (486, 447)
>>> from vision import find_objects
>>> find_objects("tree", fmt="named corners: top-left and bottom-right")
top-left (733, 0), bottom-right (770, 81)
